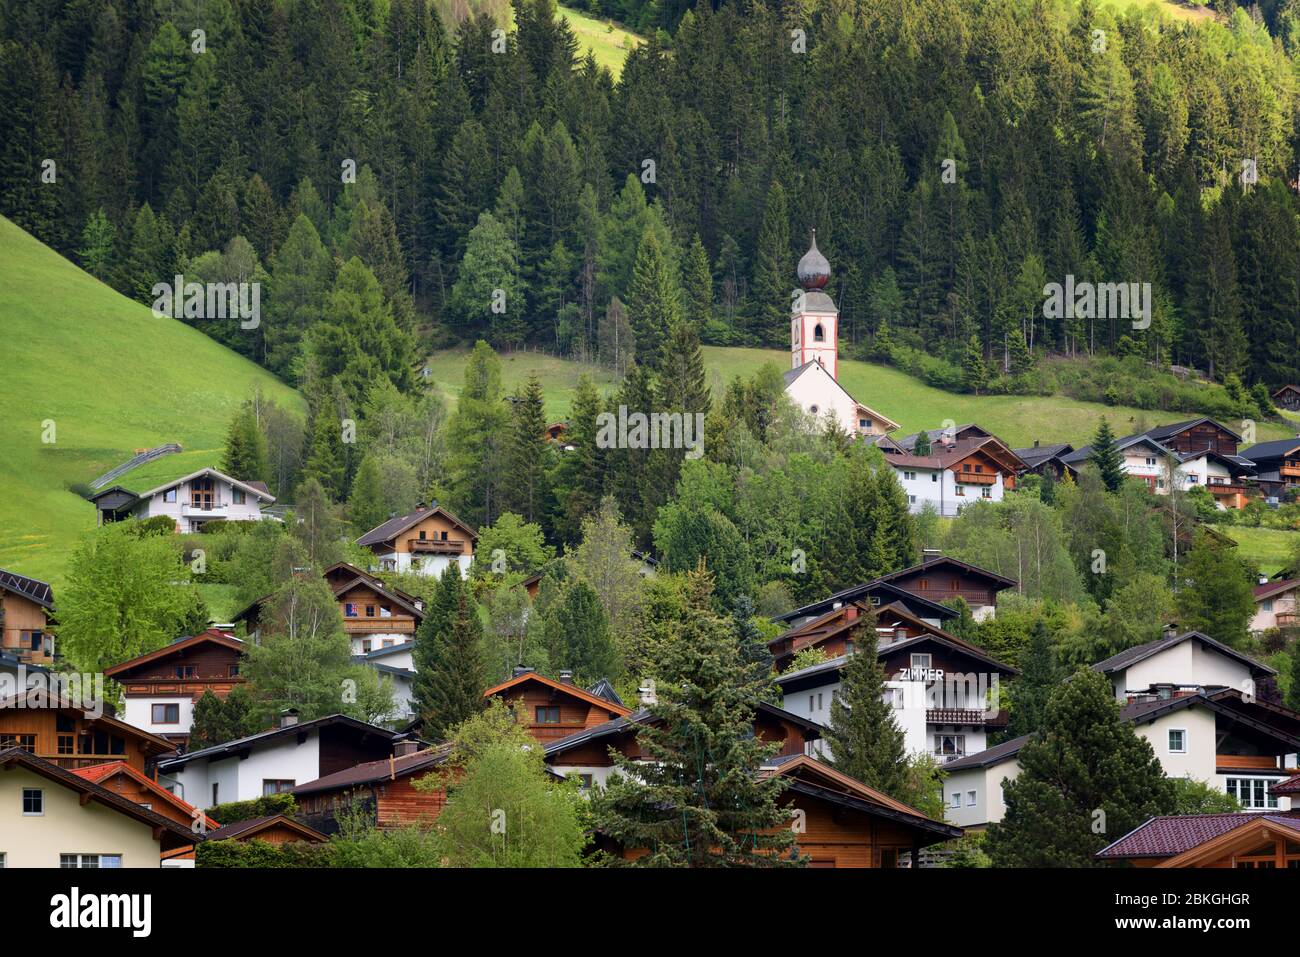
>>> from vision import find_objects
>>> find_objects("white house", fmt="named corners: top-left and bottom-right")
top-left (0, 748), bottom-right (196, 867)
top-left (879, 434), bottom-right (1025, 517)
top-left (156, 713), bottom-right (402, 809)
top-left (355, 642), bottom-right (416, 722)
top-left (89, 466), bottom-right (275, 532)
top-left (782, 232), bottom-right (899, 440)
top-left (1091, 630), bottom-right (1272, 701)
top-left (938, 736), bottom-right (1026, 830)
top-left (355, 503), bottom-right (476, 578)
top-left (1251, 578), bottom-right (1299, 634)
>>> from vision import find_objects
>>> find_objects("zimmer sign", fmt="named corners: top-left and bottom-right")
top-left (893, 668), bottom-right (1002, 713)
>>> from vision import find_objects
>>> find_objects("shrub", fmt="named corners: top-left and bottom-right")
top-left (207, 793), bottom-right (297, 826)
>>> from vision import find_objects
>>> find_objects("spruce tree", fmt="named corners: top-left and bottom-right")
top-left (302, 408), bottom-right (347, 500)
top-left (539, 581), bottom-right (618, 683)
top-left (751, 181), bottom-right (792, 346)
top-left (625, 226), bottom-right (682, 371)
top-left (962, 335), bottom-right (986, 394)
top-left (221, 404), bottom-right (268, 483)
top-left (988, 669), bottom-right (1175, 867)
top-left (590, 569), bottom-right (801, 867)
top-left (1175, 530), bottom-right (1256, 648)
top-left (506, 375), bottom-right (551, 526)
top-left (348, 454), bottom-right (388, 535)
top-left (413, 588), bottom-right (487, 741)
top-left (78, 208), bottom-right (116, 280)
top-left (1088, 417), bottom-right (1125, 493)
top-left (682, 233), bottom-right (713, 333)
top-left (822, 605), bottom-right (909, 797)
top-left (1007, 620), bottom-right (1058, 738)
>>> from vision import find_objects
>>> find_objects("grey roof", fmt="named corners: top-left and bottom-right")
top-left (1240, 438), bottom-right (1300, 462)
top-left (1091, 631), bottom-right (1275, 679)
top-left (1146, 417), bottom-right (1240, 443)
top-left (1012, 443), bottom-right (1075, 468)
top-left (355, 503), bottom-right (476, 548)
top-left (0, 569), bottom-right (54, 610)
top-left (942, 734), bottom-right (1032, 771)
top-left (1062, 433), bottom-right (1175, 465)
top-left (586, 678), bottom-right (624, 707)
top-left (772, 579), bottom-right (958, 625)
top-left (159, 714), bottom-right (399, 769)
top-left (360, 640), bottom-right (415, 661)
top-left (894, 424), bottom-right (989, 451)
top-left (783, 359), bottom-right (818, 387)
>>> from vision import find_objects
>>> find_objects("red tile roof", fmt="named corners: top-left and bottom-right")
top-left (1253, 579), bottom-right (1299, 601)
top-left (1097, 812), bottom-right (1300, 859)
top-left (1271, 773), bottom-right (1300, 795)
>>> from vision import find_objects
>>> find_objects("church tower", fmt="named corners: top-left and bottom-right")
top-left (790, 230), bottom-right (838, 380)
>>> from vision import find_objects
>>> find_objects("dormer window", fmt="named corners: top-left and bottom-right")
top-left (813, 324), bottom-right (825, 342)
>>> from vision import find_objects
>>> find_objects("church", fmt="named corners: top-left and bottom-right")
top-left (783, 232), bottom-right (900, 439)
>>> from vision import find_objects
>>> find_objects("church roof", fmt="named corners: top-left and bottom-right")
top-left (797, 230), bottom-right (831, 290)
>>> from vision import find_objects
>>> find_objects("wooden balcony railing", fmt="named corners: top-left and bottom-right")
top-left (407, 538), bottom-right (466, 555)
top-left (1216, 754), bottom-right (1282, 771)
top-left (952, 471), bottom-right (998, 485)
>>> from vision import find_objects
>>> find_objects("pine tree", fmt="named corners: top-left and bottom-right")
top-left (78, 208), bottom-right (116, 280)
top-left (962, 334), bottom-right (986, 394)
top-left (1088, 418), bottom-right (1125, 493)
top-left (552, 375), bottom-right (607, 538)
top-left (506, 375), bottom-right (551, 525)
top-left (221, 404), bottom-right (268, 483)
top-left (348, 454), bottom-right (388, 535)
top-left (682, 233), bottom-right (713, 333)
top-left (987, 669), bottom-right (1175, 867)
top-left (1175, 530), bottom-right (1256, 648)
top-left (302, 408), bottom-right (347, 500)
top-left (913, 431), bottom-right (932, 456)
top-left (413, 588), bottom-right (487, 741)
top-left (751, 181), bottom-right (792, 346)
top-left (539, 581), bottom-right (619, 683)
top-left (625, 226), bottom-right (682, 371)
top-left (1007, 620), bottom-right (1058, 738)
top-left (822, 605), bottom-right (909, 797)
top-left (589, 568), bottom-right (801, 867)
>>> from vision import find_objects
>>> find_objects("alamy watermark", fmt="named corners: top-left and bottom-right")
top-left (151, 275), bottom-right (261, 329)
top-left (595, 406), bottom-right (705, 460)
top-left (1042, 274), bottom-right (1151, 330)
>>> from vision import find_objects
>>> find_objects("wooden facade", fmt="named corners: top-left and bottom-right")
top-left (877, 557), bottom-right (1015, 613)
top-left (485, 671), bottom-right (632, 743)
top-left (1273, 385), bottom-right (1300, 412)
top-left (336, 580), bottom-right (420, 650)
top-left (0, 693), bottom-right (176, 774)
top-left (105, 630), bottom-right (244, 697)
top-left (1152, 418), bottom-right (1241, 457)
top-left (292, 746), bottom-right (453, 834)
top-left (73, 760), bottom-right (215, 862)
top-left (0, 571), bottom-right (54, 666)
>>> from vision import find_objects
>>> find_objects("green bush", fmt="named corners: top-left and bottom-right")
top-left (197, 838), bottom-right (333, 868)
top-left (207, 793), bottom-right (297, 826)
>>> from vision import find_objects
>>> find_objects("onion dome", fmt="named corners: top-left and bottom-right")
top-left (797, 229), bottom-right (831, 290)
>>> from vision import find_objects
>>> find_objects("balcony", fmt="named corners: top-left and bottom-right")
top-left (927, 708), bottom-right (1007, 727)
top-left (181, 502), bottom-right (228, 517)
top-left (407, 538), bottom-right (465, 555)
top-left (951, 470), bottom-right (997, 485)
top-left (1216, 754), bottom-right (1282, 771)
top-left (1276, 613), bottom-right (1297, 628)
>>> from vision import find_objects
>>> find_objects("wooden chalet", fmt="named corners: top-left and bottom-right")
top-left (103, 629), bottom-right (246, 747)
top-left (874, 554), bottom-right (1016, 621)
top-left (72, 760), bottom-right (218, 864)
top-left (1146, 417), bottom-right (1243, 457)
top-left (206, 813), bottom-right (328, 845)
top-left (485, 668), bottom-right (632, 743)
top-left (1097, 812), bottom-right (1300, 868)
top-left (0, 568), bottom-right (55, 666)
top-left (0, 689), bottom-right (177, 775)
top-left (1011, 441), bottom-right (1078, 481)
top-left (1272, 384), bottom-right (1300, 412)
top-left (1241, 437), bottom-right (1300, 500)
top-left (880, 434), bottom-right (1027, 517)
top-left (292, 740), bottom-right (451, 834)
top-left (773, 579), bottom-right (960, 632)
top-left (354, 502), bottom-right (477, 578)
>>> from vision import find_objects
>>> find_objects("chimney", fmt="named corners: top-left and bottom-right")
top-left (278, 708), bottom-right (299, 728)
top-left (1033, 439), bottom-right (1040, 448)
top-left (844, 606), bottom-right (858, 622)
top-left (558, 669), bottom-right (575, 685)
top-left (393, 739), bottom-right (420, 758)
top-left (414, 502), bottom-right (427, 512)
top-left (1260, 574), bottom-right (1269, 585)
top-left (922, 548), bottom-right (941, 560)
top-left (638, 680), bottom-right (657, 707)
top-left (513, 665), bottom-right (535, 678)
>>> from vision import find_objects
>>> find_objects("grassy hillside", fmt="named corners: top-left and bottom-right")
top-left (558, 5), bottom-right (642, 75)
top-left (0, 217), bottom-right (304, 587)
top-left (423, 345), bottom-right (1298, 449)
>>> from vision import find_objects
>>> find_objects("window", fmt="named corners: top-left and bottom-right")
top-left (981, 487), bottom-right (992, 499)
top-left (152, 703), bottom-right (180, 724)
top-left (934, 734), bottom-right (966, 758)
top-left (0, 735), bottom-right (35, 752)
top-left (974, 465), bottom-right (983, 474)
top-left (232, 489), bottom-right (246, 505)
top-left (963, 463), bottom-right (971, 472)
top-left (910, 653), bottom-right (932, 669)
top-left (212, 783), bottom-right (219, 806)
top-left (576, 774), bottom-right (594, 791)
top-left (1226, 778), bottom-right (1280, 811)
top-left (361, 640), bottom-right (372, 653)
top-left (228, 664), bottom-right (240, 677)
top-left (930, 472), bottom-right (938, 482)
top-left (1167, 729), bottom-right (1186, 753)
top-left (813, 324), bottom-right (825, 342)
top-left (535, 706), bottom-right (561, 724)
top-left (57, 735), bottom-right (74, 755)
top-left (859, 419), bottom-right (869, 429)
top-left (948, 792), bottom-right (962, 809)
top-left (917, 579), bottom-right (930, 590)
top-left (908, 495), bottom-right (916, 505)
top-left (883, 687), bottom-right (905, 709)
top-left (163, 487), bottom-right (177, 503)
top-left (0, 853), bottom-right (5, 868)
top-left (418, 530), bottom-right (427, 540)
top-left (966, 790), bottom-right (977, 807)
top-left (263, 779), bottom-right (295, 796)
top-left (809, 404), bottom-right (819, 415)
top-left (365, 605), bottom-right (375, 617)
top-left (1145, 457), bottom-right (1156, 467)
top-left (955, 485), bottom-right (966, 496)
top-left (22, 788), bottom-right (43, 815)
top-left (60, 854), bottom-right (122, 869)
top-left (1262, 600), bottom-right (1274, 613)
top-left (174, 665), bottom-right (196, 678)
top-left (879, 849), bottom-right (899, 868)
top-left (903, 471), bottom-right (917, 481)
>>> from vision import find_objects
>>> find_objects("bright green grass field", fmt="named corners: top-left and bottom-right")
top-left (1224, 527), bottom-right (1299, 577)
top-left (424, 344), bottom-right (1297, 449)
top-left (558, 5), bottom-right (642, 76)
top-left (0, 216), bottom-right (304, 587)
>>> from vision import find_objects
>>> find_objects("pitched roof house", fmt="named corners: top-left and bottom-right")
top-left (1011, 441), bottom-right (1078, 481)
top-left (355, 502), bottom-right (477, 578)
top-left (0, 748), bottom-right (198, 867)
top-left (157, 712), bottom-right (403, 809)
top-left (1271, 384), bottom-right (1300, 412)
top-left (1240, 436), bottom-right (1300, 500)
top-left (72, 760), bottom-right (217, 866)
top-left (89, 466), bottom-right (275, 533)
top-left (1091, 630), bottom-right (1274, 700)
top-left (1096, 812), bottom-right (1300, 867)
top-left (0, 568), bottom-right (55, 666)
top-left (205, 813), bottom-right (328, 845)
top-left (1251, 579), bottom-right (1299, 633)
top-left (103, 629), bottom-right (246, 747)
top-left (484, 668), bottom-right (633, 743)
top-left (881, 434), bottom-right (1026, 517)
top-left (291, 740), bottom-right (451, 834)
top-left (0, 690), bottom-right (177, 775)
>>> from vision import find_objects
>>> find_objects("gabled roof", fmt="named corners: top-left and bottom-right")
top-left (761, 753), bottom-right (961, 839)
top-left (483, 671), bottom-right (633, 718)
top-left (894, 424), bottom-right (992, 450)
top-left (158, 714), bottom-right (399, 770)
top-left (1097, 812), bottom-right (1300, 862)
top-left (360, 640), bottom-right (415, 661)
top-left (1271, 772), bottom-right (1300, 795)
top-left (1146, 417), bottom-right (1241, 443)
top-left (1011, 443), bottom-right (1076, 470)
top-left (587, 678), bottom-right (625, 707)
top-left (1119, 689), bottom-right (1300, 751)
top-left (940, 734), bottom-right (1032, 771)
top-left (0, 748), bottom-right (198, 848)
top-left (1091, 631), bottom-right (1275, 679)
top-left (206, 813), bottom-right (328, 843)
top-left (291, 744), bottom-right (453, 796)
top-left (781, 361), bottom-right (902, 432)
top-left (1240, 437), bottom-right (1300, 462)
top-left (543, 701), bottom-right (824, 759)
top-left (72, 760), bottom-right (218, 830)
top-left (355, 502), bottom-right (478, 549)
top-left (331, 575), bottom-right (425, 620)
top-left (103, 629), bottom-right (244, 679)
top-left (1272, 384), bottom-right (1300, 397)
top-left (1062, 433), bottom-right (1175, 465)
top-left (875, 555), bottom-right (1018, 592)
top-left (0, 568), bottom-right (54, 610)
top-left (0, 691), bottom-right (177, 757)
top-left (773, 579), bottom-right (959, 626)
top-left (1253, 578), bottom-right (1299, 603)
top-left (881, 435), bottom-right (1026, 474)
top-left (322, 562), bottom-right (421, 604)
top-left (135, 466), bottom-right (275, 502)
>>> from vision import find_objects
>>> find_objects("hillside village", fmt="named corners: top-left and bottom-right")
top-left (6, 0), bottom-right (1300, 899)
